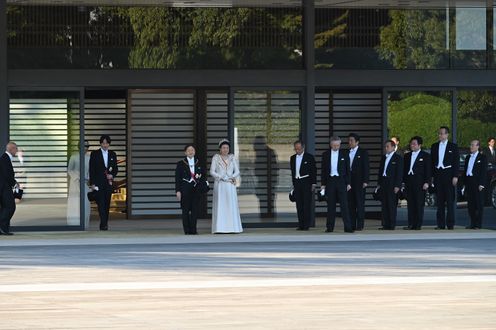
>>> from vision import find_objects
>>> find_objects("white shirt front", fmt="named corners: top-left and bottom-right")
top-left (437, 140), bottom-right (448, 169)
top-left (466, 151), bottom-right (478, 176)
top-left (349, 146), bottom-right (358, 169)
top-left (101, 148), bottom-right (109, 168)
top-left (408, 150), bottom-right (420, 175)
top-left (383, 152), bottom-right (394, 176)
top-left (5, 151), bottom-right (13, 162)
top-left (295, 153), bottom-right (304, 178)
top-left (187, 157), bottom-right (195, 175)
top-left (330, 150), bottom-right (339, 176)
top-left (489, 146), bottom-right (495, 156)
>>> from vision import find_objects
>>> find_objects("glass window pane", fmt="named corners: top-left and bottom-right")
top-left (387, 91), bottom-right (452, 151)
top-left (234, 91), bottom-right (301, 223)
top-left (7, 5), bottom-right (302, 69)
top-left (9, 92), bottom-right (82, 227)
top-left (451, 8), bottom-right (487, 68)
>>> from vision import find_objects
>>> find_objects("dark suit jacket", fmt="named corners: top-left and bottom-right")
top-left (0, 153), bottom-right (16, 191)
top-left (482, 147), bottom-right (496, 166)
top-left (403, 150), bottom-right (431, 185)
top-left (430, 141), bottom-right (460, 178)
top-left (89, 149), bottom-right (118, 189)
top-left (290, 152), bottom-right (316, 186)
top-left (349, 147), bottom-right (369, 187)
top-left (378, 153), bottom-right (403, 188)
top-left (463, 152), bottom-right (488, 187)
top-left (175, 157), bottom-right (207, 193)
top-left (321, 149), bottom-right (350, 186)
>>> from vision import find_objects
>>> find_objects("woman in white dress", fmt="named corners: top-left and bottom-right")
top-left (67, 140), bottom-right (91, 228)
top-left (210, 139), bottom-right (243, 234)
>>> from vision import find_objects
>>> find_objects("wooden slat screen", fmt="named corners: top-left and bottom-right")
top-left (205, 91), bottom-right (229, 215)
top-left (129, 90), bottom-right (195, 216)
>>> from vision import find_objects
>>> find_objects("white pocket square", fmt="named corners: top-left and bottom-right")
top-left (357, 156), bottom-right (361, 158)
top-left (341, 158), bottom-right (344, 161)
top-left (419, 159), bottom-right (423, 161)
top-left (448, 150), bottom-right (452, 153)
top-left (477, 160), bottom-right (481, 163)
top-left (392, 162), bottom-right (396, 164)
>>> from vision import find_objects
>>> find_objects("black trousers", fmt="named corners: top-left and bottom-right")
top-left (348, 183), bottom-right (366, 230)
top-left (326, 176), bottom-right (352, 232)
top-left (465, 177), bottom-right (484, 228)
top-left (95, 188), bottom-right (112, 229)
top-left (405, 175), bottom-right (426, 229)
top-left (180, 184), bottom-right (200, 234)
top-left (434, 169), bottom-right (456, 229)
top-left (294, 178), bottom-right (313, 229)
top-left (0, 187), bottom-right (16, 232)
top-left (380, 178), bottom-right (398, 230)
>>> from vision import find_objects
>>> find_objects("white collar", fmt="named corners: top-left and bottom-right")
top-left (187, 157), bottom-right (195, 164)
top-left (5, 151), bottom-right (13, 161)
top-left (386, 152), bottom-right (394, 158)
top-left (331, 149), bottom-right (339, 153)
top-left (411, 149), bottom-right (420, 154)
top-left (350, 146), bottom-right (358, 152)
top-left (101, 148), bottom-right (108, 153)
top-left (471, 151), bottom-right (479, 157)
top-left (296, 152), bottom-right (304, 158)
top-left (440, 140), bottom-right (448, 145)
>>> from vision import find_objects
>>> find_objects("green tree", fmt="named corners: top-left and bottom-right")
top-left (378, 10), bottom-right (447, 69)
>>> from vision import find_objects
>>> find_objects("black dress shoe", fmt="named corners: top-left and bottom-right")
top-left (325, 229), bottom-right (333, 233)
top-left (465, 226), bottom-right (475, 229)
top-left (434, 227), bottom-right (445, 230)
top-left (447, 227), bottom-right (454, 230)
top-left (296, 227), bottom-right (304, 231)
top-left (378, 227), bottom-right (385, 230)
top-left (0, 229), bottom-right (13, 236)
top-left (414, 227), bottom-right (421, 230)
top-left (344, 230), bottom-right (355, 233)
top-left (302, 228), bottom-right (309, 231)
top-left (403, 226), bottom-right (413, 230)
top-left (99, 227), bottom-right (108, 231)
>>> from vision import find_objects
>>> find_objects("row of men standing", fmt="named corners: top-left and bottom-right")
top-left (290, 126), bottom-right (489, 232)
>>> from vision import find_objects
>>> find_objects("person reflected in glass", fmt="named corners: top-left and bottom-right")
top-left (67, 140), bottom-right (91, 228)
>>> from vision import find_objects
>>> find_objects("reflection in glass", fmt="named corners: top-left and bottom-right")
top-left (457, 90), bottom-right (496, 148)
top-left (387, 91), bottom-right (452, 151)
top-left (7, 5), bottom-right (302, 69)
top-left (9, 93), bottom-right (81, 227)
top-left (234, 91), bottom-right (301, 221)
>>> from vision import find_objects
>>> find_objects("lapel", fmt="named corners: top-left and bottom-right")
top-left (442, 142), bottom-right (450, 164)
top-left (99, 149), bottom-right (107, 170)
top-left (413, 150), bottom-right (423, 169)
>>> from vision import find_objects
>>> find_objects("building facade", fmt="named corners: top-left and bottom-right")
top-left (0, 0), bottom-right (495, 230)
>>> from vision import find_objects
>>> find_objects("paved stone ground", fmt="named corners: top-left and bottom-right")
top-left (0, 231), bottom-right (495, 329)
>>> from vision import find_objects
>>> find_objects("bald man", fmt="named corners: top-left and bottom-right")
top-left (0, 142), bottom-right (18, 235)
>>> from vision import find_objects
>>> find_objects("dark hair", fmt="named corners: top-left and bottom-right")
top-left (219, 141), bottom-right (230, 149)
top-left (386, 139), bottom-right (396, 148)
top-left (410, 136), bottom-right (423, 145)
top-left (293, 140), bottom-right (304, 147)
top-left (488, 137), bottom-right (495, 143)
top-left (348, 133), bottom-right (360, 142)
top-left (184, 144), bottom-right (195, 151)
top-left (439, 126), bottom-right (450, 134)
top-left (99, 135), bottom-right (111, 144)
